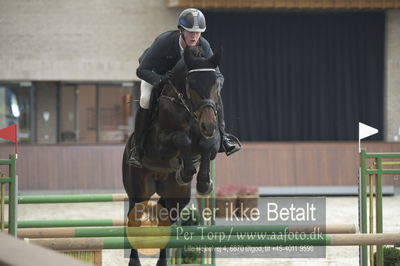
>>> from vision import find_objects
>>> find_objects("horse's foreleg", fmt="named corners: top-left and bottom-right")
top-left (196, 151), bottom-right (212, 195)
top-left (179, 156), bottom-right (196, 184)
top-left (129, 249), bottom-right (141, 266)
top-left (156, 195), bottom-right (190, 266)
top-left (172, 132), bottom-right (196, 184)
top-left (156, 249), bottom-right (168, 266)
top-left (127, 199), bottom-right (142, 266)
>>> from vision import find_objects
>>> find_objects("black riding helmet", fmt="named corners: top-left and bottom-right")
top-left (177, 8), bottom-right (206, 33)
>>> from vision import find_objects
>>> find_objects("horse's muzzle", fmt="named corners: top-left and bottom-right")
top-left (200, 122), bottom-right (216, 139)
top-left (199, 106), bottom-right (217, 139)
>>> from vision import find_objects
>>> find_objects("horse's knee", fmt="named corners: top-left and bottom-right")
top-left (172, 132), bottom-right (191, 149)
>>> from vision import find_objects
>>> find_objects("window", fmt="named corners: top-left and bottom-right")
top-left (0, 81), bottom-right (138, 145)
top-left (0, 83), bottom-right (32, 142)
top-left (59, 82), bottom-right (138, 144)
top-left (99, 84), bottom-right (134, 143)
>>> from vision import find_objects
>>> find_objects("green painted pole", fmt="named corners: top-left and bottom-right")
top-left (18, 225), bottom-right (294, 238)
top-left (1, 183), bottom-right (5, 231)
top-left (5, 219), bottom-right (126, 228)
top-left (9, 154), bottom-right (17, 237)
top-left (0, 159), bottom-right (10, 233)
top-left (75, 227), bottom-right (122, 237)
top-left (5, 193), bottom-right (127, 204)
top-left (377, 158), bottom-right (383, 266)
top-left (366, 152), bottom-right (400, 158)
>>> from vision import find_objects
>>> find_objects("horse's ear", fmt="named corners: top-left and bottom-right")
top-left (209, 46), bottom-right (222, 68)
top-left (184, 46), bottom-right (196, 69)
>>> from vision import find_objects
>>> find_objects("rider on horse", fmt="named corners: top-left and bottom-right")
top-left (128, 8), bottom-right (241, 168)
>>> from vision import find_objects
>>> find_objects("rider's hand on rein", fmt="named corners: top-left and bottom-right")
top-left (159, 71), bottom-right (173, 86)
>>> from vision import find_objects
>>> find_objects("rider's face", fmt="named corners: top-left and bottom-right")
top-left (181, 29), bottom-right (201, 47)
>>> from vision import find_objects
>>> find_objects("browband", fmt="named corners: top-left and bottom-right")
top-left (187, 68), bottom-right (216, 74)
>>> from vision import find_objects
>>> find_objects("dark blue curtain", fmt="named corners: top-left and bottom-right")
top-left (204, 12), bottom-right (384, 141)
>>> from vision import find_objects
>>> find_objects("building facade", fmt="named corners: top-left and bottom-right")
top-left (1, 0), bottom-right (400, 191)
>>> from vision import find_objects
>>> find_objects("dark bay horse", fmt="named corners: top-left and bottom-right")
top-left (122, 46), bottom-right (221, 266)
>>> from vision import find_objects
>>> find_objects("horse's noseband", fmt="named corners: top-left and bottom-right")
top-left (192, 99), bottom-right (217, 115)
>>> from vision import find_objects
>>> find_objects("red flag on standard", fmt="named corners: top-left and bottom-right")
top-left (0, 124), bottom-right (18, 153)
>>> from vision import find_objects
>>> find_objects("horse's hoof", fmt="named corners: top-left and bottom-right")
top-left (156, 258), bottom-right (167, 266)
top-left (176, 170), bottom-right (193, 185)
top-left (196, 181), bottom-right (213, 195)
top-left (128, 258), bottom-right (141, 266)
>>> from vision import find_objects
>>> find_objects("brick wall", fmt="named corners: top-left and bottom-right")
top-left (0, 0), bottom-right (180, 81)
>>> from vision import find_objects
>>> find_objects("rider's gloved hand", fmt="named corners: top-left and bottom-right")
top-left (159, 71), bottom-right (173, 86)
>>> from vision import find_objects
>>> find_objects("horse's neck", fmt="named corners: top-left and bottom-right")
top-left (162, 78), bottom-right (185, 98)
top-left (170, 61), bottom-right (187, 92)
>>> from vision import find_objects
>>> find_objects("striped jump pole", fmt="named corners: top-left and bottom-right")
top-left (18, 224), bottom-right (357, 238)
top-left (28, 233), bottom-right (400, 250)
top-left (5, 193), bottom-right (127, 204)
top-left (4, 219), bottom-right (127, 228)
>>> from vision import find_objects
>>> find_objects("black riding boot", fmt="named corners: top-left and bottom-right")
top-left (127, 107), bottom-right (150, 167)
top-left (217, 94), bottom-right (241, 156)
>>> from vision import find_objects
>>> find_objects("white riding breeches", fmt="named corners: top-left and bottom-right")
top-left (139, 80), bottom-right (153, 109)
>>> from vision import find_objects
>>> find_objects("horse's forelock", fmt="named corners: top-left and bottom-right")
top-left (184, 46), bottom-right (216, 70)
top-left (191, 46), bottom-right (204, 57)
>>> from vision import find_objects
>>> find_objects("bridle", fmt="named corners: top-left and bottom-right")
top-left (160, 68), bottom-right (218, 122)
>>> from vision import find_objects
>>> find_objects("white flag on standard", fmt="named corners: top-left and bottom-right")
top-left (358, 122), bottom-right (379, 153)
top-left (359, 122), bottom-right (379, 140)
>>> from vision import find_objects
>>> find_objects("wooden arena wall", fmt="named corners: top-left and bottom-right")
top-left (0, 142), bottom-right (399, 191)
